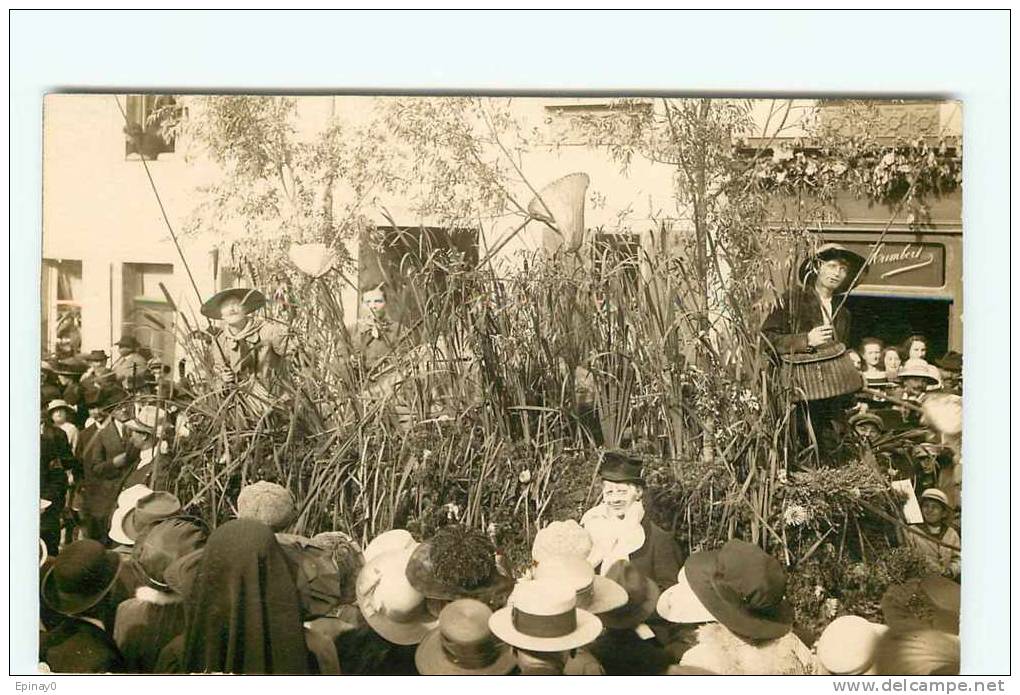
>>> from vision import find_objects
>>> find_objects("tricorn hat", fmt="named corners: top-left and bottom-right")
top-left (200, 287), bottom-right (267, 320)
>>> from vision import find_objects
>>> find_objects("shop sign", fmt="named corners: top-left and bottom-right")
top-left (841, 241), bottom-right (946, 288)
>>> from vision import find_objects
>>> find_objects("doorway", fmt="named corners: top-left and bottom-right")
top-left (844, 294), bottom-right (951, 358)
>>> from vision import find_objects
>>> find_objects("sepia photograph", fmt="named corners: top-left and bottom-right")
top-left (36, 93), bottom-right (966, 675)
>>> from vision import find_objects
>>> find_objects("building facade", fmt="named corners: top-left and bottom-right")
top-left (42, 96), bottom-right (962, 366)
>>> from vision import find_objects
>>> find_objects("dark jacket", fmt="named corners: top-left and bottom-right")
top-left (588, 629), bottom-right (676, 675)
top-left (40, 618), bottom-right (125, 673)
top-left (761, 285), bottom-right (852, 356)
top-left (629, 517), bottom-right (684, 592)
top-left (79, 421), bottom-right (133, 522)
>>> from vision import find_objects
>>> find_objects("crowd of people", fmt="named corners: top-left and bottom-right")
top-left (39, 411), bottom-right (961, 676)
top-left (36, 253), bottom-right (963, 675)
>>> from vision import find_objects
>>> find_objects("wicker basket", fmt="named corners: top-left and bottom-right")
top-left (780, 342), bottom-right (864, 402)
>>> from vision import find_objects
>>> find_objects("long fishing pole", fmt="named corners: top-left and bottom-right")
top-left (112, 95), bottom-right (232, 368)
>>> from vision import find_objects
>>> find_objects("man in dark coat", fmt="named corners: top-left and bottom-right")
top-left (40, 422), bottom-right (75, 555)
top-left (78, 393), bottom-right (136, 544)
top-left (761, 243), bottom-right (867, 460)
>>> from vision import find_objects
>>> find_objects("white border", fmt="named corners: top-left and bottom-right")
top-left (8, 8), bottom-right (1012, 681)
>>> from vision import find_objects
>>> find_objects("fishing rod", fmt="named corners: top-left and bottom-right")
top-left (112, 95), bottom-right (232, 369)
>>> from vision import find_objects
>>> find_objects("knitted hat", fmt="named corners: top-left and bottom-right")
top-left (236, 481), bottom-right (296, 532)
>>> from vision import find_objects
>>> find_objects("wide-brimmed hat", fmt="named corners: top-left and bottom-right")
top-left (53, 359), bottom-right (88, 377)
top-left (897, 361), bottom-right (941, 385)
top-left (357, 547), bottom-right (438, 645)
top-left (363, 529), bottom-right (417, 564)
top-left (405, 525), bottom-right (514, 607)
top-left (798, 243), bottom-right (868, 291)
top-left (125, 418), bottom-right (155, 436)
top-left (415, 599), bottom-right (517, 675)
top-left (108, 484), bottom-right (154, 546)
top-left (82, 349), bottom-right (109, 363)
top-left (134, 518), bottom-right (207, 589)
top-left (121, 491), bottom-right (182, 542)
top-left (598, 450), bottom-right (644, 485)
top-left (657, 566), bottom-right (718, 624)
top-left (816, 615), bottom-right (889, 675)
top-left (489, 579), bottom-right (602, 653)
top-left (42, 540), bottom-right (122, 615)
top-left (200, 287), bottom-right (267, 320)
top-left (236, 480), bottom-right (296, 532)
top-left (598, 560), bottom-right (660, 630)
top-left (681, 539), bottom-right (793, 640)
top-left (881, 576), bottom-right (960, 634)
top-left (874, 629), bottom-right (960, 676)
top-left (46, 400), bottom-right (75, 416)
top-left (114, 335), bottom-right (140, 350)
top-left (532, 520), bottom-right (594, 564)
top-left (532, 555), bottom-right (627, 615)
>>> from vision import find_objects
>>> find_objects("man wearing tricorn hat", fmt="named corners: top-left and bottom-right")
top-left (200, 286), bottom-right (293, 392)
top-left (762, 243), bottom-right (868, 460)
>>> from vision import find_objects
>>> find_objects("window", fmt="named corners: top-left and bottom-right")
top-left (124, 95), bottom-right (180, 160)
top-left (41, 259), bottom-right (83, 358)
top-left (358, 226), bottom-right (479, 324)
top-left (122, 263), bottom-right (176, 364)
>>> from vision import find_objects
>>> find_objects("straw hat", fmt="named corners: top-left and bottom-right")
top-left (121, 491), bottom-right (181, 542)
top-left (532, 555), bottom-right (627, 615)
top-left (898, 361), bottom-right (941, 385)
top-left (356, 547), bottom-right (438, 646)
top-left (531, 520), bottom-right (594, 565)
top-left (598, 560), bottom-right (660, 630)
top-left (679, 540), bottom-right (793, 640)
top-left (415, 599), bottom-right (516, 675)
top-left (816, 615), bottom-right (889, 675)
top-left (46, 399), bottom-right (75, 416)
top-left (108, 484), bottom-right (154, 546)
top-left (42, 540), bottom-right (121, 615)
top-left (200, 287), bottom-right (267, 320)
top-left (657, 567), bottom-right (718, 624)
top-left (363, 529), bottom-right (417, 564)
top-left (488, 579), bottom-right (602, 653)
top-left (236, 481), bottom-right (296, 532)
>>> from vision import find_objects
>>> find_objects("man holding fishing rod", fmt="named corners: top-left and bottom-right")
top-left (762, 243), bottom-right (869, 464)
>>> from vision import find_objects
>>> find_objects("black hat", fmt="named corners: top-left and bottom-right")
top-left (598, 450), bottom-right (644, 485)
top-left (81, 349), bottom-right (109, 363)
top-left (933, 351), bottom-right (962, 373)
top-left (42, 540), bottom-right (122, 615)
top-left (54, 358), bottom-right (89, 377)
top-left (115, 335), bottom-right (140, 350)
top-left (200, 287), bottom-right (267, 320)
